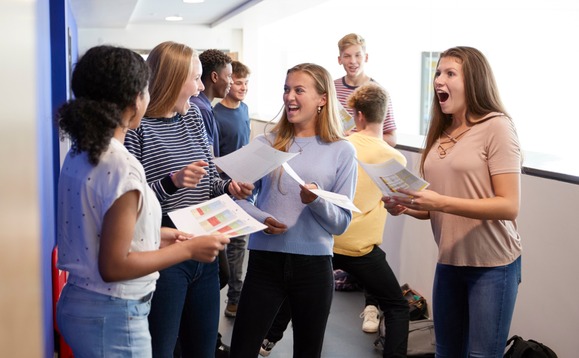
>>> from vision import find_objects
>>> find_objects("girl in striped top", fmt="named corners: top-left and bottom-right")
top-left (125, 41), bottom-right (253, 358)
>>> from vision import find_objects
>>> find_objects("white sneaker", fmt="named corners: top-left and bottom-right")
top-left (360, 305), bottom-right (380, 333)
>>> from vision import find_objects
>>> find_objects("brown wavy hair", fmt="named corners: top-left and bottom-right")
top-left (421, 46), bottom-right (510, 175)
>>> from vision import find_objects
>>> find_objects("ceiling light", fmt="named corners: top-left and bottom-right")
top-left (183, 0), bottom-right (204, 3)
top-left (165, 15), bottom-right (183, 21)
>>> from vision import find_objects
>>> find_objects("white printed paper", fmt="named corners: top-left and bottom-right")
top-left (282, 163), bottom-right (361, 213)
top-left (213, 140), bottom-right (299, 184)
top-left (338, 101), bottom-right (355, 132)
top-left (168, 194), bottom-right (267, 237)
top-left (358, 158), bottom-right (429, 198)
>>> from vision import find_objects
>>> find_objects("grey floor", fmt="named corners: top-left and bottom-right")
top-left (218, 280), bottom-right (383, 358)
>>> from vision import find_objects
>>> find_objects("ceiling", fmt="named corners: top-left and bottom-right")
top-left (69, 0), bottom-right (263, 28)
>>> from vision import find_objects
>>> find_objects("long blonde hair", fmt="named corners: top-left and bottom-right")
top-left (145, 41), bottom-right (197, 117)
top-left (421, 46), bottom-right (509, 175)
top-left (270, 63), bottom-right (344, 152)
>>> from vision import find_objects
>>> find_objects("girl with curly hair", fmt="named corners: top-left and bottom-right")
top-left (56, 45), bottom-right (229, 357)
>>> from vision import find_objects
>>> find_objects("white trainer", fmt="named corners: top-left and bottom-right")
top-left (360, 305), bottom-right (380, 333)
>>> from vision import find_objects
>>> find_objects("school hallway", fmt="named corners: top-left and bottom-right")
top-left (218, 286), bottom-right (383, 357)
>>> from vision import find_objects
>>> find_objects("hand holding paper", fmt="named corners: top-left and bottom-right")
top-left (358, 158), bottom-right (429, 198)
top-left (282, 163), bottom-right (360, 213)
top-left (299, 183), bottom-right (319, 204)
top-left (227, 180), bottom-right (254, 200)
top-left (168, 194), bottom-right (267, 237)
top-left (263, 217), bottom-right (288, 235)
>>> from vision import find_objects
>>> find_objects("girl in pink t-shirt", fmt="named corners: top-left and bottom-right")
top-left (383, 46), bottom-right (522, 357)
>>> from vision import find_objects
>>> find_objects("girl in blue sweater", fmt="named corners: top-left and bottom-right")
top-left (230, 63), bottom-right (357, 357)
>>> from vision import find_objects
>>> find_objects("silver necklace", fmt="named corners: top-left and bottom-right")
top-left (292, 138), bottom-right (309, 154)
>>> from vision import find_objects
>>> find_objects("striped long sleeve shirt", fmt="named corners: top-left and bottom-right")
top-left (125, 104), bottom-right (230, 227)
top-left (334, 76), bottom-right (397, 134)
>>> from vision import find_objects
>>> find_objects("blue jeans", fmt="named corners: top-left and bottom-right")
top-left (56, 283), bottom-right (152, 358)
top-left (225, 234), bottom-right (248, 305)
top-left (433, 256), bottom-right (521, 358)
top-left (230, 250), bottom-right (334, 358)
top-left (148, 259), bottom-right (220, 358)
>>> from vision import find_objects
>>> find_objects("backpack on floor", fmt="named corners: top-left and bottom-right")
top-left (504, 335), bottom-right (557, 358)
top-left (333, 269), bottom-right (361, 291)
top-left (374, 284), bottom-right (432, 356)
top-left (374, 318), bottom-right (435, 357)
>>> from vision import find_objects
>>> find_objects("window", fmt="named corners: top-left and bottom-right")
top-left (242, 0), bottom-right (579, 180)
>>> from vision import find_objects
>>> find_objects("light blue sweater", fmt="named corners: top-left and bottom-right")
top-left (237, 134), bottom-right (357, 256)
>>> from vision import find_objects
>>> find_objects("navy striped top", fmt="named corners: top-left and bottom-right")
top-left (125, 104), bottom-right (230, 227)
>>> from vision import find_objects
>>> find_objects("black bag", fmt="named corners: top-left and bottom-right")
top-left (504, 335), bottom-right (557, 358)
top-left (333, 269), bottom-right (361, 291)
top-left (374, 318), bottom-right (435, 357)
top-left (374, 284), bottom-right (432, 355)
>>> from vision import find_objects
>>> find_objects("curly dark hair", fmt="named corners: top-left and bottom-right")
top-left (199, 49), bottom-right (232, 82)
top-left (57, 45), bottom-right (149, 165)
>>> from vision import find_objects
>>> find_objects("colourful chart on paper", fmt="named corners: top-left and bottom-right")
top-left (226, 227), bottom-right (256, 236)
top-left (191, 200), bottom-right (226, 217)
top-left (216, 219), bottom-right (245, 234)
top-left (168, 194), bottom-right (268, 236)
top-left (200, 210), bottom-right (236, 231)
top-left (380, 168), bottom-right (428, 193)
top-left (358, 158), bottom-right (429, 198)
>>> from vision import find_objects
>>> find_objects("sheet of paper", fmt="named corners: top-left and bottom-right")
top-left (338, 101), bottom-right (355, 132)
top-left (358, 158), bottom-right (429, 198)
top-left (213, 140), bottom-right (299, 183)
top-left (281, 162), bottom-right (305, 185)
top-left (168, 194), bottom-right (267, 237)
top-left (282, 163), bottom-right (361, 213)
top-left (310, 189), bottom-right (361, 213)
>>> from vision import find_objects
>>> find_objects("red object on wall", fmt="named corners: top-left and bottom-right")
top-left (51, 247), bottom-right (74, 358)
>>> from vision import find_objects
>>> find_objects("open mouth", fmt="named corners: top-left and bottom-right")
top-left (287, 105), bottom-right (299, 113)
top-left (438, 92), bottom-right (449, 103)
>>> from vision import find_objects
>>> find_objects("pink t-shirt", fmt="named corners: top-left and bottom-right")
top-left (424, 115), bottom-right (522, 267)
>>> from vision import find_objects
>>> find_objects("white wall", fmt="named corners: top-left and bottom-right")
top-left (77, 0), bottom-right (579, 163)
top-left (382, 150), bottom-right (579, 357)
top-left (239, 0), bottom-right (579, 160)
